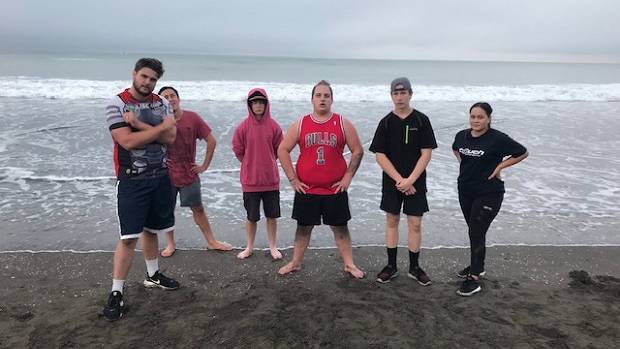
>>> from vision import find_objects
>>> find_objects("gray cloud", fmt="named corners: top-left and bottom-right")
top-left (1, 0), bottom-right (619, 62)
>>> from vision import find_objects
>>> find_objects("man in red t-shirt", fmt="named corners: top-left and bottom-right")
top-left (277, 80), bottom-right (365, 279)
top-left (158, 86), bottom-right (231, 256)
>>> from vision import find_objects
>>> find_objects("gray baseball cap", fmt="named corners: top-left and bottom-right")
top-left (390, 77), bottom-right (412, 92)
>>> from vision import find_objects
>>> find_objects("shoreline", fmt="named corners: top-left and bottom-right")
top-left (2, 242), bottom-right (620, 255)
top-left (1, 245), bottom-right (619, 348)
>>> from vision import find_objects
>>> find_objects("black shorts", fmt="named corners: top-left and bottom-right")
top-left (292, 192), bottom-right (351, 226)
top-left (116, 175), bottom-right (175, 239)
top-left (380, 189), bottom-right (429, 217)
top-left (243, 190), bottom-right (281, 222)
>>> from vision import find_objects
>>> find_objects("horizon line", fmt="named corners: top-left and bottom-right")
top-left (1, 50), bottom-right (619, 66)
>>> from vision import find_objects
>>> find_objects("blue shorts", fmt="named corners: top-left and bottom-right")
top-left (116, 175), bottom-right (175, 239)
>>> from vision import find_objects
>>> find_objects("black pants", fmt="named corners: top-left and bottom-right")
top-left (458, 191), bottom-right (504, 275)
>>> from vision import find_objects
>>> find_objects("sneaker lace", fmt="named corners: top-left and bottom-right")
top-left (107, 292), bottom-right (121, 308)
top-left (157, 271), bottom-right (176, 284)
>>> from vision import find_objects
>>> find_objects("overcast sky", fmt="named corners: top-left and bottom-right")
top-left (1, 0), bottom-right (619, 63)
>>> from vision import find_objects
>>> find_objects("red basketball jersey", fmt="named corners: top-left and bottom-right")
top-left (296, 113), bottom-right (347, 195)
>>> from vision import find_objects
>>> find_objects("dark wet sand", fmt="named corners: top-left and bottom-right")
top-left (1, 245), bottom-right (619, 348)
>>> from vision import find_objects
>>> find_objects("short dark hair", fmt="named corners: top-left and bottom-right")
top-left (311, 80), bottom-right (333, 99)
top-left (134, 58), bottom-right (164, 78)
top-left (158, 86), bottom-right (179, 99)
top-left (469, 102), bottom-right (492, 116)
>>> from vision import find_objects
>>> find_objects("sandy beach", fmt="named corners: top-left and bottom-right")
top-left (2, 2), bottom-right (620, 348)
top-left (1, 245), bottom-right (619, 348)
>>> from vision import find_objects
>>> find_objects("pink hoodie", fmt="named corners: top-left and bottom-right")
top-left (232, 88), bottom-right (283, 192)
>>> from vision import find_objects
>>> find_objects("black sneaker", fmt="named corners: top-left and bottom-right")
top-left (457, 276), bottom-right (482, 296)
top-left (408, 267), bottom-right (432, 286)
top-left (102, 291), bottom-right (125, 321)
top-left (376, 265), bottom-right (399, 283)
top-left (143, 270), bottom-right (180, 290)
top-left (457, 266), bottom-right (486, 278)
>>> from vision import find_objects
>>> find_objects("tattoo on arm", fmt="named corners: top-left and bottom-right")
top-left (347, 152), bottom-right (363, 177)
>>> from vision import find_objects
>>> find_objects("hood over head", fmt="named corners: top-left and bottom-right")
top-left (246, 88), bottom-right (271, 122)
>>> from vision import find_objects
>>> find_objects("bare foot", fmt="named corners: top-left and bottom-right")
top-left (160, 246), bottom-right (176, 258)
top-left (270, 248), bottom-right (283, 260)
top-left (236, 248), bottom-right (253, 259)
top-left (345, 264), bottom-right (365, 279)
top-left (278, 261), bottom-right (301, 275)
top-left (208, 241), bottom-right (233, 251)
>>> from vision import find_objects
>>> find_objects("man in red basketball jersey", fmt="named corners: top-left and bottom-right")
top-left (277, 80), bottom-right (365, 279)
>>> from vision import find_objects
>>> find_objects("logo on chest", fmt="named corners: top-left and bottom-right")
top-left (459, 148), bottom-right (485, 157)
top-left (305, 132), bottom-right (337, 148)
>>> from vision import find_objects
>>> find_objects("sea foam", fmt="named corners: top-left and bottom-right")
top-left (1, 77), bottom-right (619, 102)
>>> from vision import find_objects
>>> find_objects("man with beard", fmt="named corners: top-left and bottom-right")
top-left (102, 58), bottom-right (179, 321)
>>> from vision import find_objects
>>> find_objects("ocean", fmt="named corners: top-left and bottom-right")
top-left (0, 53), bottom-right (619, 252)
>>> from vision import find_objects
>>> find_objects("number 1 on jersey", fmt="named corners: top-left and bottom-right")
top-left (316, 146), bottom-right (325, 165)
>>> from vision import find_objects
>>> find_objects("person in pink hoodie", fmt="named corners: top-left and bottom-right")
top-left (232, 88), bottom-right (284, 260)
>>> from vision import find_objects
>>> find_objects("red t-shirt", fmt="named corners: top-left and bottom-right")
top-left (166, 110), bottom-right (212, 187)
top-left (296, 113), bottom-right (347, 195)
